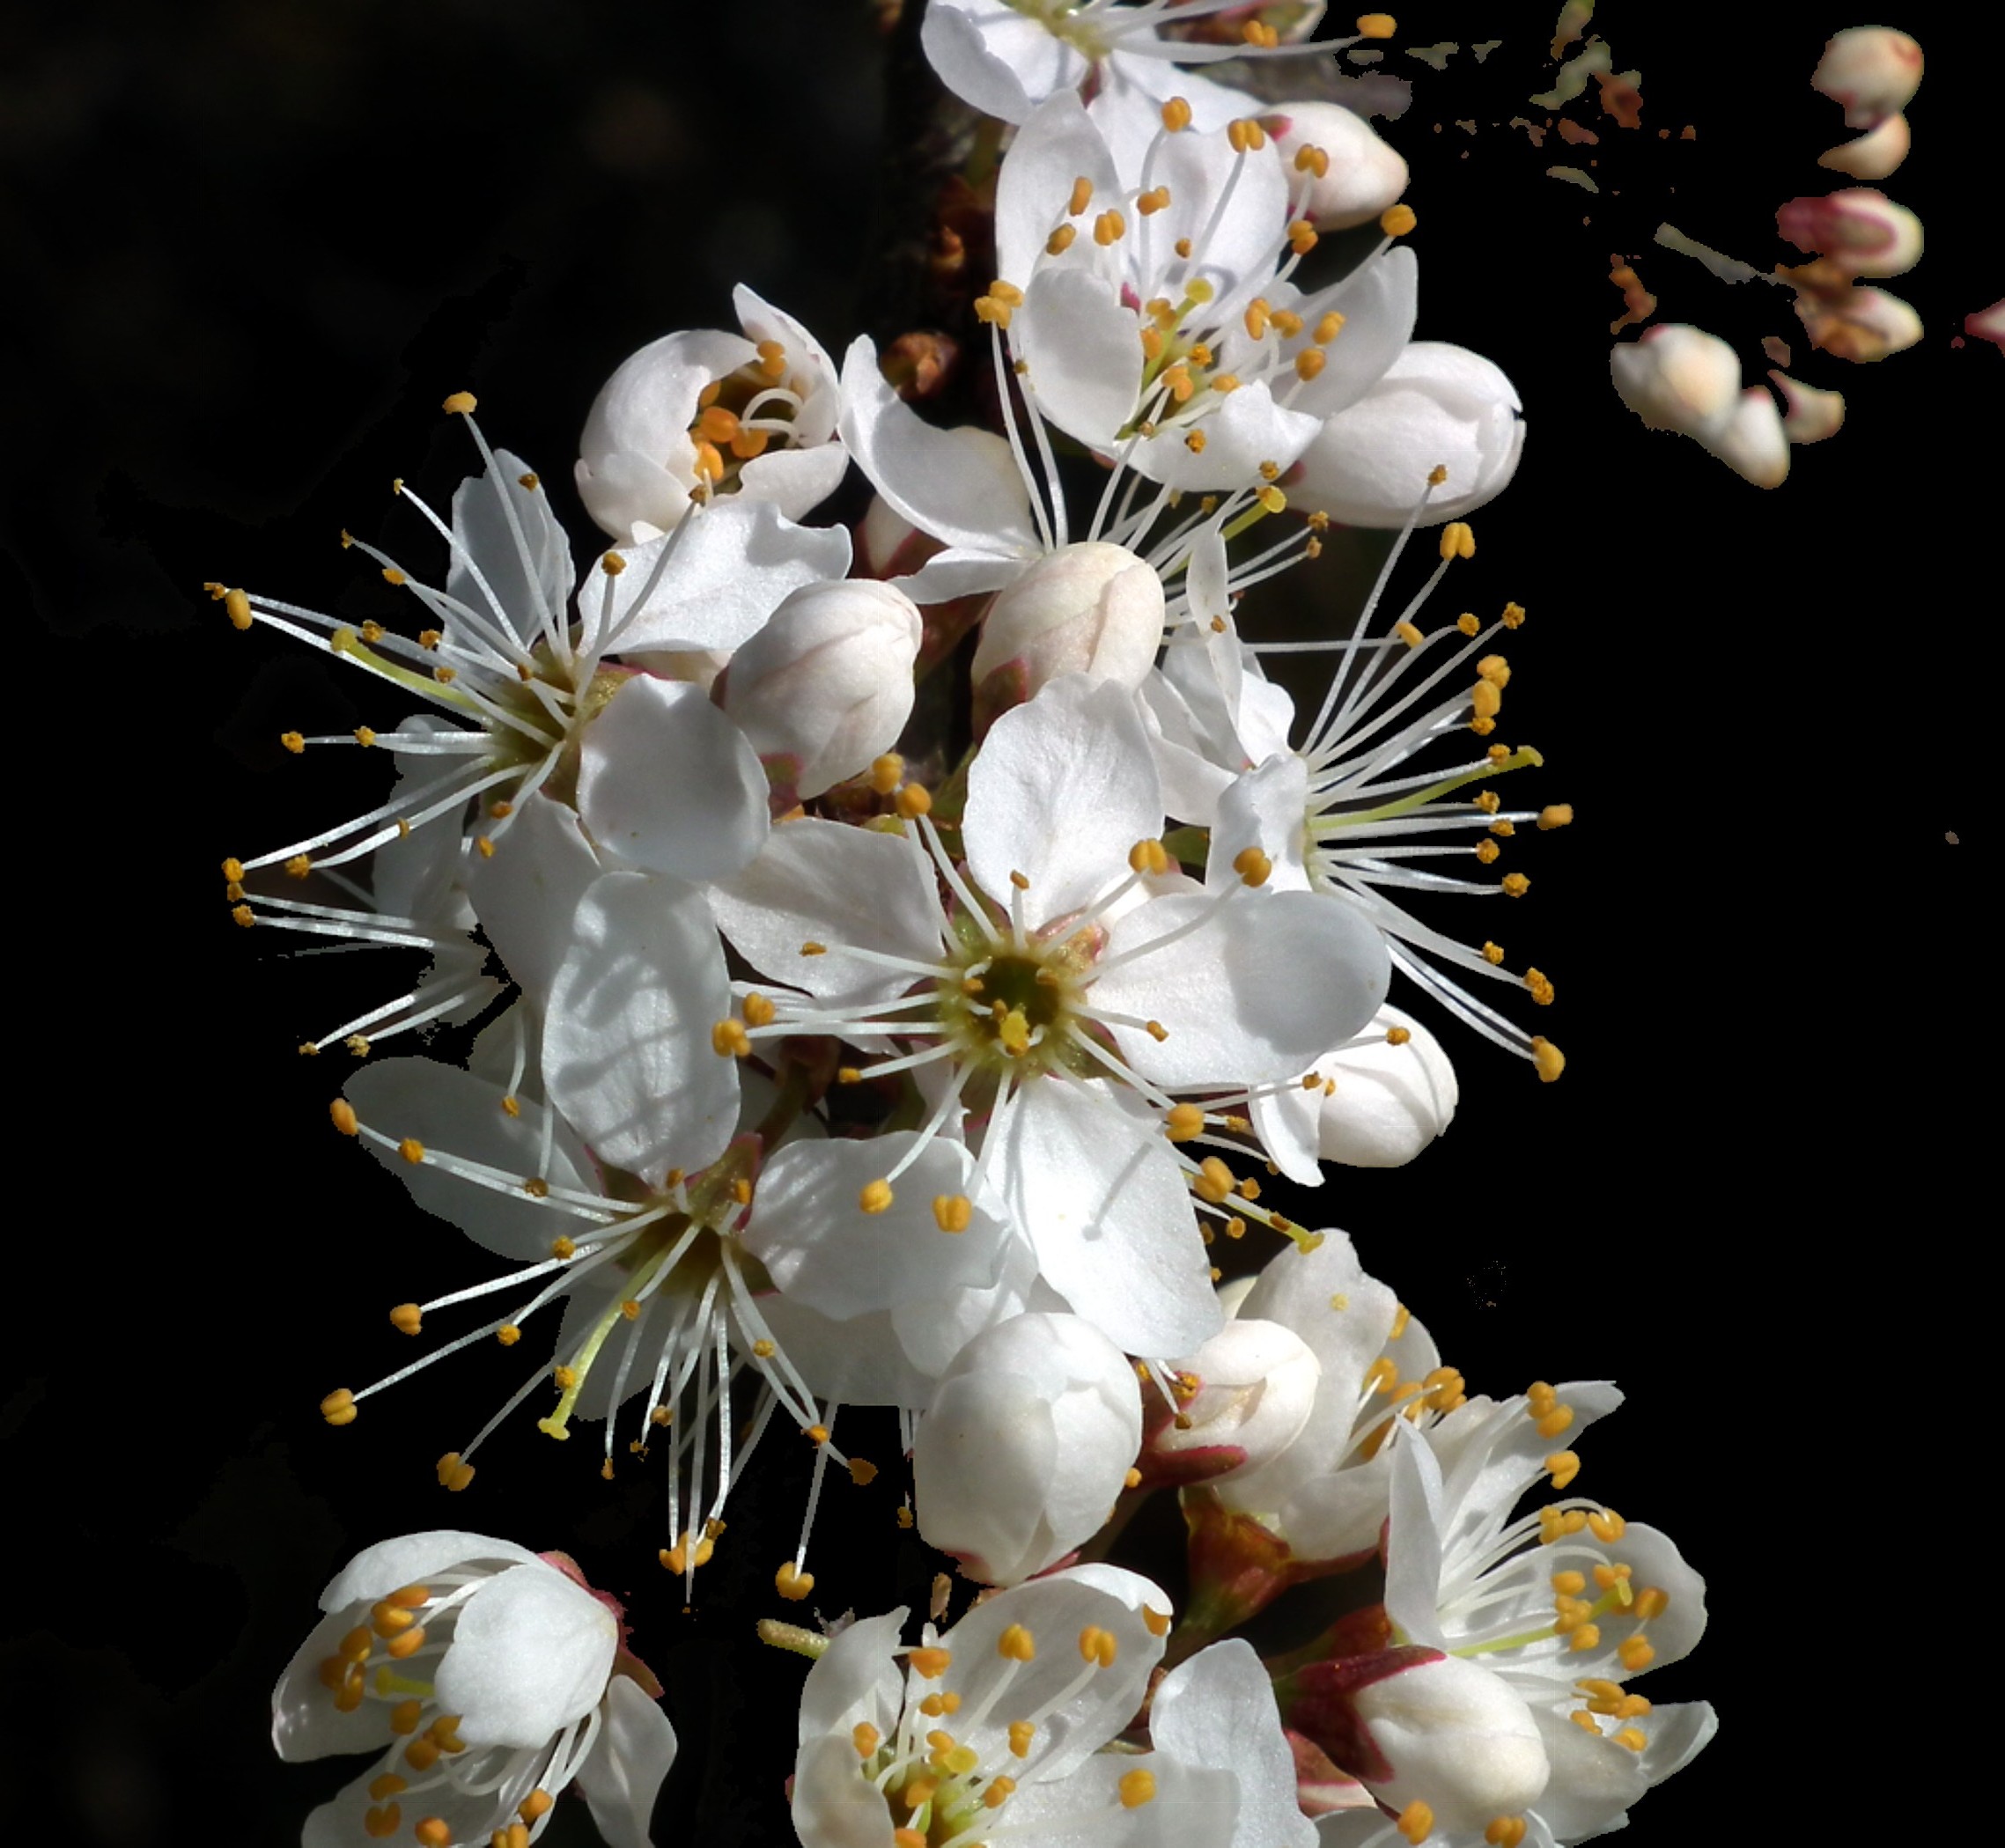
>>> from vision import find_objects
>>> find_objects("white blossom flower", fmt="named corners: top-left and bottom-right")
top-left (989, 90), bottom-right (1420, 490)
top-left (272, 1529), bottom-right (674, 1848)
top-left (922, 0), bottom-right (1392, 131)
top-left (792, 1565), bottom-right (1308, 1848)
top-left (914, 1310), bottom-right (1142, 1585)
top-left (575, 286), bottom-right (847, 543)
top-left (219, 400), bottom-right (846, 897)
top-left (1287, 343), bottom-right (1525, 529)
top-left (708, 673), bottom-right (1390, 1356)
top-left (320, 1057), bottom-right (1025, 1572)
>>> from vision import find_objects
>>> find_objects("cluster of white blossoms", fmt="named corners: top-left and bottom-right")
top-left (232, 9), bottom-right (1714, 1847)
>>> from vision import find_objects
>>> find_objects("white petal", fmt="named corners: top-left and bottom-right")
top-left (1019, 266), bottom-right (1146, 452)
top-left (920, 0), bottom-right (1051, 124)
top-left (1152, 1639), bottom-right (1316, 1848)
top-left (891, 545), bottom-right (1036, 604)
top-left (542, 871), bottom-right (738, 1180)
top-left (343, 1060), bottom-right (594, 1262)
top-left (993, 1078), bottom-right (1221, 1356)
top-left (1095, 891), bottom-right (1390, 1087)
top-left (838, 337), bottom-right (1040, 557)
top-left (1284, 248), bottom-right (1420, 422)
top-left (994, 90), bottom-right (1123, 289)
top-left (915, 1366), bottom-right (1058, 1582)
top-left (708, 817), bottom-right (945, 1002)
top-left (577, 674), bottom-right (770, 880)
top-left (792, 1731), bottom-right (903, 1848)
top-left (799, 1609), bottom-right (910, 1745)
top-left (595, 497), bottom-right (852, 655)
top-left (318, 1531), bottom-right (542, 1614)
top-left (435, 1562), bottom-right (618, 1749)
top-left (463, 791), bottom-right (601, 1006)
top-left (1210, 755), bottom-right (1314, 891)
top-left (447, 452), bottom-right (576, 644)
top-left (750, 1295), bottom-right (940, 1409)
top-left (735, 440), bottom-right (853, 523)
top-left (965, 675), bottom-right (1162, 929)
top-left (744, 1135), bottom-right (1009, 1317)
top-left (1129, 384), bottom-right (1323, 490)
top-left (575, 1673), bottom-right (679, 1848)
top-left (272, 1609), bottom-right (397, 1763)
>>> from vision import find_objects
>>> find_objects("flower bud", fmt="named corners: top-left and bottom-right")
top-left (1289, 343), bottom-right (1524, 528)
top-left (1262, 100), bottom-right (1410, 231)
top-left (1818, 110), bottom-right (1909, 180)
top-left (971, 542), bottom-right (1165, 730)
top-left (1777, 188), bottom-right (1923, 277)
top-left (1350, 1655), bottom-right (1550, 1834)
top-left (1701, 387), bottom-right (1790, 489)
top-left (721, 579), bottom-right (923, 800)
top-left (1609, 325), bottom-right (1741, 443)
top-left (1315, 1005), bottom-right (1458, 1167)
top-left (1142, 1318), bottom-right (1320, 1487)
top-left (913, 1311), bottom-right (1141, 1587)
top-left (1812, 26), bottom-right (1923, 129)
top-left (1767, 371), bottom-right (1846, 445)
top-left (1793, 283), bottom-right (1923, 362)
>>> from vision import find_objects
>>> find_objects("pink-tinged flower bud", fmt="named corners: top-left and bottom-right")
top-left (1969, 299), bottom-right (2005, 352)
top-left (971, 541), bottom-right (1165, 731)
top-left (1348, 1655), bottom-right (1550, 1833)
top-left (1818, 110), bottom-right (1910, 180)
top-left (913, 1312), bottom-right (1141, 1587)
top-left (1794, 283), bottom-right (1923, 362)
top-left (1701, 387), bottom-right (1791, 489)
top-left (1609, 324), bottom-right (1741, 443)
top-left (1777, 188), bottom-right (1923, 278)
top-left (1767, 371), bottom-right (1847, 444)
top-left (1263, 100), bottom-right (1411, 231)
top-left (1141, 1318), bottom-right (1320, 1487)
top-left (1812, 26), bottom-right (1923, 129)
top-left (1289, 343), bottom-right (1524, 529)
top-left (722, 579), bottom-right (923, 800)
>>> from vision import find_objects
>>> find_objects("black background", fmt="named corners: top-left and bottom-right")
top-left (4, 3), bottom-right (1987, 1843)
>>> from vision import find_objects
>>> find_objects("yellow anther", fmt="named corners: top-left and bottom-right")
top-left (1358, 12), bottom-right (1397, 37)
top-left (1381, 202), bottom-right (1418, 236)
top-left (1387, 620), bottom-right (1425, 650)
top-left (1166, 1103), bottom-right (1205, 1143)
top-left (866, 753), bottom-right (904, 796)
top-left (1538, 804), bottom-right (1575, 830)
top-left (1530, 1036), bottom-right (1566, 1082)
top-left (1501, 872), bottom-right (1531, 897)
top-left (389, 1303), bottom-right (423, 1336)
top-left (496, 1324), bottom-right (521, 1346)
top-left (1137, 186), bottom-right (1172, 216)
top-left (851, 1175), bottom-right (895, 1216)
top-left (1612, 1727), bottom-right (1648, 1752)
top-left (896, 782), bottom-right (932, 819)
top-left (1618, 1637), bottom-right (1655, 1670)
top-left (1008, 1719), bottom-right (1036, 1756)
top-left (1232, 845), bottom-right (1273, 888)
top-left (1227, 117), bottom-right (1267, 152)
top-left (1289, 220), bottom-right (1319, 255)
top-left (320, 1388), bottom-right (358, 1426)
top-left (775, 1561), bottom-right (815, 1601)
top-left (1210, 373), bottom-right (1240, 394)
top-left (384, 1623), bottom-right (429, 1662)
top-left (380, 565), bottom-right (408, 588)
top-left (518, 1793), bottom-right (554, 1825)
top-left (932, 1193), bottom-right (974, 1233)
top-left (1523, 968), bottom-right (1555, 1007)
top-left (1397, 1800), bottom-right (1434, 1844)
top-left (1119, 1768), bottom-right (1157, 1808)
top-left (1585, 1506), bottom-right (1625, 1542)
top-left (1293, 345), bottom-right (1328, 382)
top-left (1534, 1404), bottom-right (1574, 1439)
top-left (1069, 174), bottom-right (1095, 215)
top-left (363, 1805), bottom-right (401, 1839)
top-left (1193, 1156), bottom-right (1236, 1204)
top-left (1477, 654), bottom-right (1512, 688)
top-left (1439, 521), bottom-right (1475, 560)
top-left (1500, 600), bottom-right (1527, 628)
top-left (436, 1452), bottom-right (475, 1492)
top-left (989, 1621), bottom-right (1037, 1662)
top-left (1244, 299), bottom-right (1272, 342)
top-left (1312, 312), bottom-right (1346, 346)
top-left (910, 1646), bottom-right (952, 1680)
top-left (1566, 1623), bottom-right (1603, 1653)
top-left (739, 992), bottom-right (778, 1031)
top-left (1632, 1586), bottom-right (1670, 1621)
top-left (1128, 837), bottom-right (1170, 875)
top-left (984, 1774), bottom-right (1018, 1808)
top-left (1471, 681), bottom-right (1502, 725)
top-left (756, 338), bottom-right (788, 378)
top-left (711, 1018), bottom-right (752, 1058)
top-left (1474, 839), bottom-right (1500, 865)
top-left (1078, 1625), bottom-right (1118, 1667)
top-left (1094, 209), bottom-right (1126, 246)
top-left (852, 1721), bottom-right (881, 1758)
top-left (1544, 1450), bottom-right (1581, 1490)
top-left (284, 853), bottom-right (313, 880)
top-left (1045, 223), bottom-right (1078, 256)
top-left (398, 1137), bottom-right (426, 1165)
top-left (1485, 1820), bottom-right (1528, 1848)
top-left (974, 295), bottom-right (1014, 329)
top-left (1161, 95), bottom-right (1195, 130)
top-left (896, 1506), bottom-right (915, 1528)
top-left (327, 1097), bottom-right (361, 1138)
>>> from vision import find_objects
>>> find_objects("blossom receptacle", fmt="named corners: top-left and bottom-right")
top-left (913, 1310), bottom-right (1142, 1586)
top-left (1138, 1316), bottom-right (1321, 1489)
top-left (1812, 26), bottom-right (1923, 129)
top-left (1608, 325), bottom-right (1740, 443)
top-left (272, 1530), bottom-right (674, 1848)
top-left (1776, 188), bottom-right (1923, 277)
top-left (1278, 1651), bottom-right (1550, 1836)
top-left (1289, 342), bottom-right (1525, 529)
top-left (720, 578), bottom-right (924, 801)
top-left (1263, 100), bottom-right (1411, 231)
top-left (971, 541), bottom-right (1166, 733)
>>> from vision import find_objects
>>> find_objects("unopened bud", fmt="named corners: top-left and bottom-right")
top-left (1351, 1656), bottom-right (1551, 1835)
top-left (1812, 26), bottom-right (1923, 130)
top-left (1793, 283), bottom-right (1923, 363)
top-left (972, 543), bottom-right (1166, 730)
top-left (1609, 325), bottom-right (1740, 444)
top-left (724, 578), bottom-right (924, 798)
top-left (913, 1313), bottom-right (1142, 1587)
top-left (1700, 387), bottom-right (1790, 490)
top-left (1314, 1006), bottom-right (1459, 1167)
top-left (1261, 101), bottom-right (1410, 232)
top-left (1145, 1319), bottom-right (1320, 1484)
top-left (1776, 188), bottom-right (1922, 278)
